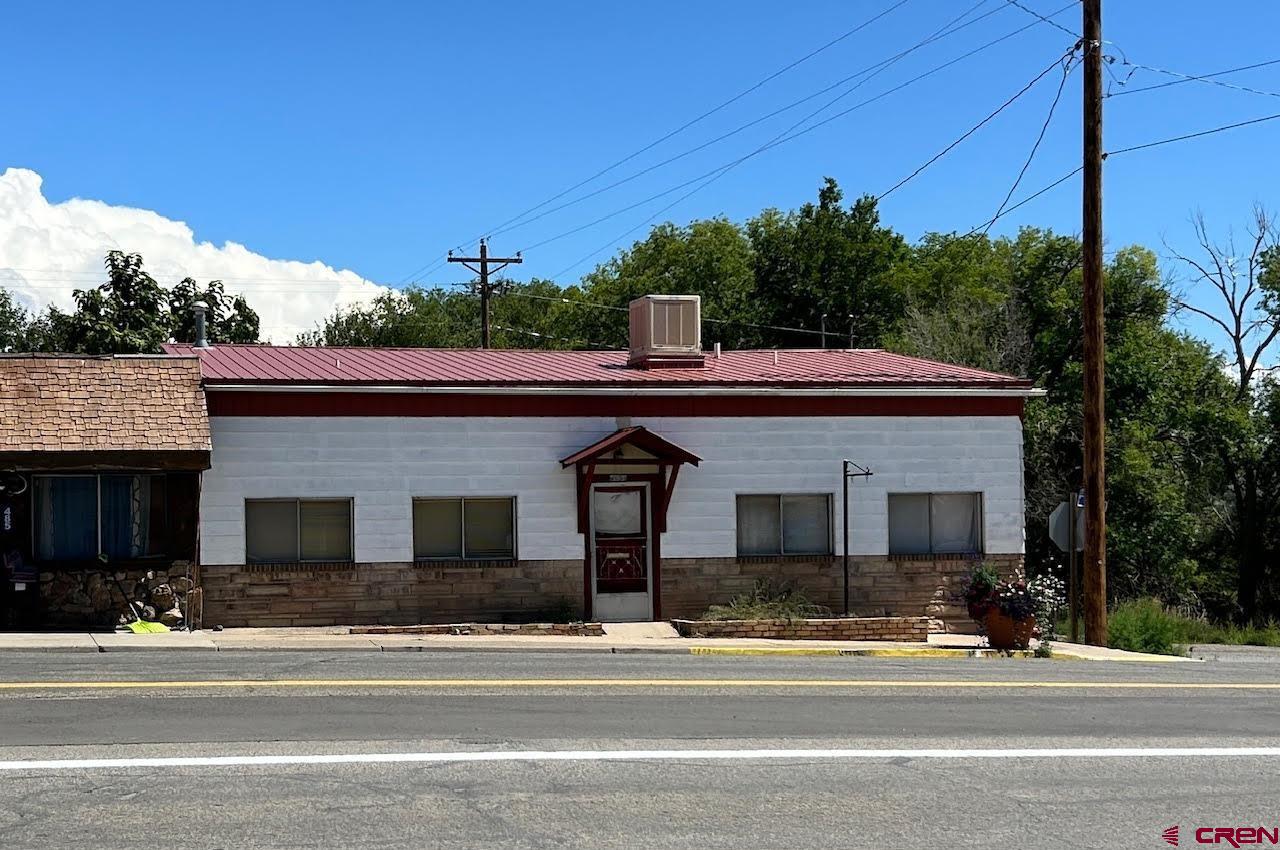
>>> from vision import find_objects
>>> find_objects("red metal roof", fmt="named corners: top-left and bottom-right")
top-left (162, 343), bottom-right (1032, 390)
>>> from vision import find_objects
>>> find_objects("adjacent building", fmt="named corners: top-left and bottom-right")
top-left (0, 355), bottom-right (209, 627)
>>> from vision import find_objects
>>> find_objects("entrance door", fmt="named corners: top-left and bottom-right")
top-left (590, 484), bottom-right (651, 621)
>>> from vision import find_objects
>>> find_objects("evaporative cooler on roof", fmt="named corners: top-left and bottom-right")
top-left (627, 295), bottom-right (704, 369)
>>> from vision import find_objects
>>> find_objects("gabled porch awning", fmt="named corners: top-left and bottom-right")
top-left (559, 426), bottom-right (700, 469)
top-left (560, 426), bottom-right (700, 535)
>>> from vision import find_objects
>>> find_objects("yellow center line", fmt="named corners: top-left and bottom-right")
top-left (0, 678), bottom-right (1277, 691)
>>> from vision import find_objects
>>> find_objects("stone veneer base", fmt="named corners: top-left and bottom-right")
top-left (198, 554), bottom-right (1023, 630)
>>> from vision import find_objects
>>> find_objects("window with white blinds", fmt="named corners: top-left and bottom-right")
top-left (736, 494), bottom-right (831, 556)
top-left (245, 498), bottom-right (353, 563)
top-left (887, 492), bottom-right (982, 555)
top-left (413, 497), bottom-right (516, 561)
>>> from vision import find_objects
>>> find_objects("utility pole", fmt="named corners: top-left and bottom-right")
top-left (1081, 0), bottom-right (1107, 646)
top-left (448, 239), bottom-right (522, 349)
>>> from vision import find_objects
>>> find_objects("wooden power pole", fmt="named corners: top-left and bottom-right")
top-left (1081, 0), bottom-right (1108, 646)
top-left (448, 239), bottom-right (522, 349)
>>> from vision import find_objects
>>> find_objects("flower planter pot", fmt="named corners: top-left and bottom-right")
top-left (967, 601), bottom-right (993, 623)
top-left (984, 609), bottom-right (1035, 650)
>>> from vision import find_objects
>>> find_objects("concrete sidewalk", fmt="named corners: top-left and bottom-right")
top-left (0, 626), bottom-right (1186, 662)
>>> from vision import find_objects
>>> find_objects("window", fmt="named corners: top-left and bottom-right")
top-left (413, 497), bottom-right (515, 561)
top-left (34, 474), bottom-right (168, 562)
top-left (245, 499), bottom-right (352, 563)
top-left (888, 492), bottom-right (983, 555)
top-left (736, 494), bottom-right (831, 556)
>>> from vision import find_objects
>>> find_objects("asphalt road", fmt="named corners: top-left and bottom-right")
top-left (1, 651), bottom-right (1278, 849)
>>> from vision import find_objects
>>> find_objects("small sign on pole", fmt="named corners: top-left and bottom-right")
top-left (1049, 501), bottom-right (1085, 552)
top-left (1049, 492), bottom-right (1086, 643)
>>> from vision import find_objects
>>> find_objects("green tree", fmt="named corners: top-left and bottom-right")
top-left (9, 252), bottom-right (261, 354)
top-left (169, 277), bottom-right (260, 344)
top-left (298, 286), bottom-right (472, 347)
top-left (51, 251), bottom-right (172, 354)
top-left (299, 279), bottom-right (583, 349)
top-left (575, 217), bottom-right (758, 348)
top-left (890, 228), bottom-right (1232, 607)
top-left (0, 288), bottom-right (30, 352)
top-left (747, 179), bottom-right (909, 348)
top-left (1167, 209), bottom-right (1280, 622)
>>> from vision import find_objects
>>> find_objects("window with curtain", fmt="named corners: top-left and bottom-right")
top-left (413, 497), bottom-right (515, 561)
top-left (887, 492), bottom-right (982, 556)
top-left (245, 498), bottom-right (352, 563)
top-left (735, 494), bottom-right (831, 556)
top-left (34, 474), bottom-right (167, 563)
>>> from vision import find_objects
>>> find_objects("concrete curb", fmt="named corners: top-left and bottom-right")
top-left (0, 632), bottom-right (1192, 662)
top-left (691, 646), bottom-right (1042, 659)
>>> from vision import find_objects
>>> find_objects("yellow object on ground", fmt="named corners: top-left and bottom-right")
top-left (125, 620), bottom-right (170, 634)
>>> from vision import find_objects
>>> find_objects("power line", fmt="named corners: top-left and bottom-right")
top-left (515, 2), bottom-right (1078, 261)
top-left (1106, 57), bottom-right (1280, 98)
top-left (1104, 110), bottom-right (1280, 157)
top-left (483, 0), bottom-right (915, 237)
top-left (1112, 59), bottom-right (1280, 101)
top-left (548, 171), bottom-right (729, 280)
top-left (413, 0), bottom-right (1049, 281)
top-left (0, 276), bottom-right (395, 291)
top-left (877, 46), bottom-right (1077, 201)
top-left (527, 1), bottom-right (1006, 271)
top-left (964, 166), bottom-right (1082, 236)
top-left (968, 107), bottom-right (1280, 235)
top-left (549, 3), bottom-right (1079, 279)
top-left (1, 272), bottom-right (389, 287)
top-left (483, 0), bottom-right (1002, 245)
top-left (503, 291), bottom-right (829, 339)
top-left (395, 0), bottom-right (917, 284)
top-left (489, 323), bottom-right (612, 350)
top-left (983, 53), bottom-right (1077, 233)
top-left (15, 109), bottom-right (1275, 316)
top-left (1003, 0), bottom-right (1079, 38)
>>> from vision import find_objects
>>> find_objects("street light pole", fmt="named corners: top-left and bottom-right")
top-left (842, 460), bottom-right (873, 616)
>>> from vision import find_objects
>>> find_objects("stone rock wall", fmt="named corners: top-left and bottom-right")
top-left (39, 563), bottom-right (195, 629)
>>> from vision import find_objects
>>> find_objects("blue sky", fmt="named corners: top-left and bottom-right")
top-left (2, 0), bottom-right (1279, 343)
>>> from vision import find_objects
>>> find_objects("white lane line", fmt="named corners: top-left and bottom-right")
top-left (2, 747), bottom-right (1279, 772)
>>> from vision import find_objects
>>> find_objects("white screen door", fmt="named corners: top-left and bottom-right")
top-left (590, 484), bottom-right (651, 621)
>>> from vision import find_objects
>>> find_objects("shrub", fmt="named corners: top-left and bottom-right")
top-left (701, 579), bottom-right (830, 621)
top-left (1107, 599), bottom-right (1280, 654)
top-left (1108, 598), bottom-right (1181, 655)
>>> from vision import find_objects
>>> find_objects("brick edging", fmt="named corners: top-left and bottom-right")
top-left (670, 616), bottom-right (930, 642)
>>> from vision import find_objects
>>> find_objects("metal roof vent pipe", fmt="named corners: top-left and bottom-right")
top-left (192, 300), bottom-right (210, 349)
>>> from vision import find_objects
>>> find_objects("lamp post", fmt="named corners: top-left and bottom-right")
top-left (842, 459), bottom-right (873, 616)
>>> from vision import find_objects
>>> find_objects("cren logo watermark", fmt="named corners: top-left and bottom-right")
top-left (1165, 826), bottom-right (1280, 847)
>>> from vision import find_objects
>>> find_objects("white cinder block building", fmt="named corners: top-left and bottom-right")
top-left (167, 296), bottom-right (1038, 629)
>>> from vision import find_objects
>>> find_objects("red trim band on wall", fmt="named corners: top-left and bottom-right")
top-left (207, 391), bottom-right (1025, 418)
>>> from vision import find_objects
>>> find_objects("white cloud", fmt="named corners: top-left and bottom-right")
top-left (0, 167), bottom-right (388, 342)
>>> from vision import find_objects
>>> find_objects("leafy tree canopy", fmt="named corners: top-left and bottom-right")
top-left (3, 251), bottom-right (260, 354)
